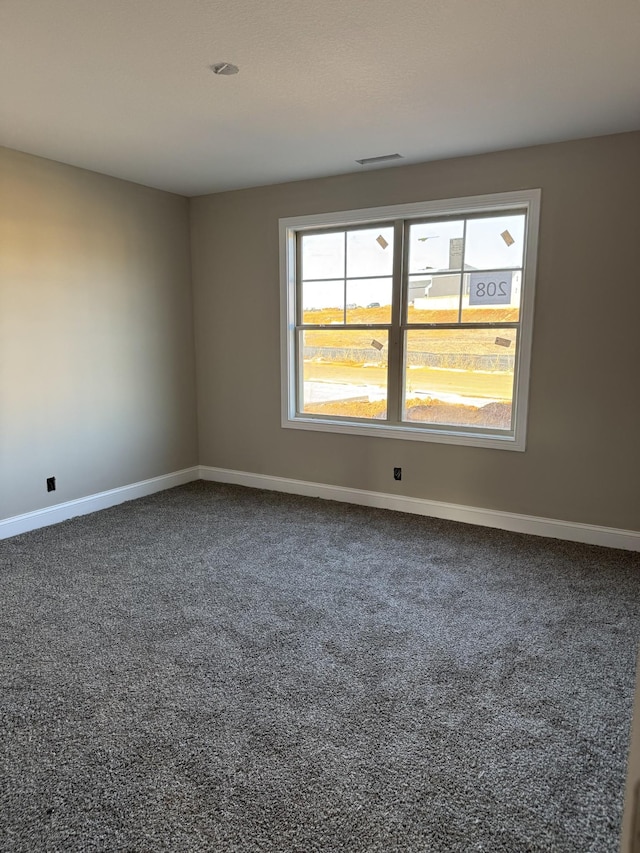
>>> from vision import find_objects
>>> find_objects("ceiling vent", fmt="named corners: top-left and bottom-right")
top-left (355, 153), bottom-right (404, 166)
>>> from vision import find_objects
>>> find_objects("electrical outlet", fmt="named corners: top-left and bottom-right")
top-left (46, 476), bottom-right (56, 492)
top-left (393, 467), bottom-right (402, 481)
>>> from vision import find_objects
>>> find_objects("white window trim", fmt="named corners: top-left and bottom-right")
top-left (279, 189), bottom-right (541, 451)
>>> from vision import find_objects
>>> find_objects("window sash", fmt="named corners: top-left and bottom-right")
top-left (296, 214), bottom-right (524, 433)
top-left (295, 325), bottom-right (520, 436)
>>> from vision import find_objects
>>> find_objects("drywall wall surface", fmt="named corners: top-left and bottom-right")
top-left (0, 147), bottom-right (198, 520)
top-left (191, 132), bottom-right (640, 532)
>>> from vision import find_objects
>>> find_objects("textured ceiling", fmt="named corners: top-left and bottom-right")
top-left (1, 0), bottom-right (639, 196)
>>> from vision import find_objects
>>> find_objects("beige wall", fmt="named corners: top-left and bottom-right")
top-left (190, 131), bottom-right (640, 532)
top-left (0, 147), bottom-right (198, 520)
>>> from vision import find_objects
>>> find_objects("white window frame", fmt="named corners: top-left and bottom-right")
top-left (279, 189), bottom-right (540, 451)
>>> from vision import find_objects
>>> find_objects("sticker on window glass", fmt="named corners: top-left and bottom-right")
top-left (469, 272), bottom-right (513, 306)
top-left (501, 229), bottom-right (515, 247)
top-left (376, 235), bottom-right (389, 250)
top-left (495, 337), bottom-right (512, 348)
top-left (371, 339), bottom-right (384, 351)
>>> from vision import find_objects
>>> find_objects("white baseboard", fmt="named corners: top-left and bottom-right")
top-left (200, 466), bottom-right (640, 552)
top-left (3, 464), bottom-right (637, 552)
top-left (0, 467), bottom-right (200, 540)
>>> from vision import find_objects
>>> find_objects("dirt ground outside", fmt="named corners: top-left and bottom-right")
top-left (308, 395), bottom-right (513, 429)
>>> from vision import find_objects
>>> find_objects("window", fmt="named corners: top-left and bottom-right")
top-left (280, 190), bottom-right (540, 451)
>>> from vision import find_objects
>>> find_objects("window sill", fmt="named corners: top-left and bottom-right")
top-left (282, 414), bottom-right (525, 451)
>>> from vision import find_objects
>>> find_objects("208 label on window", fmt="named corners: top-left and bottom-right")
top-left (469, 271), bottom-right (513, 305)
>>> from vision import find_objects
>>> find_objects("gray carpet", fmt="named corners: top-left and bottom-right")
top-left (1, 481), bottom-right (639, 852)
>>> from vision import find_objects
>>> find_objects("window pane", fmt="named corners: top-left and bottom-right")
top-left (403, 328), bottom-right (516, 431)
top-left (408, 220), bottom-right (464, 274)
top-left (302, 232), bottom-right (344, 280)
top-left (464, 214), bottom-right (525, 270)
top-left (461, 270), bottom-right (521, 323)
top-left (346, 278), bottom-right (392, 324)
top-left (407, 273), bottom-right (462, 323)
top-left (302, 280), bottom-right (344, 324)
top-left (300, 329), bottom-right (388, 419)
top-left (346, 227), bottom-right (394, 278)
